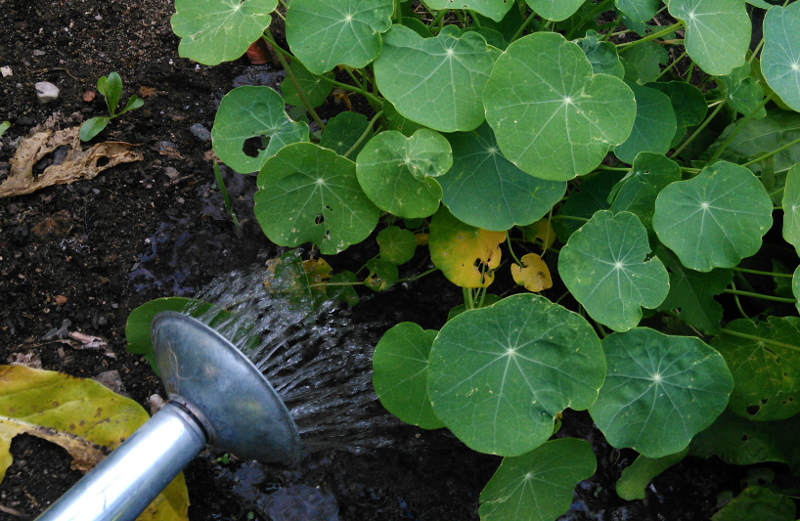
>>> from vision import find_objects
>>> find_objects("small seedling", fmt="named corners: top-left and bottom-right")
top-left (0, 121), bottom-right (9, 138)
top-left (79, 72), bottom-right (143, 142)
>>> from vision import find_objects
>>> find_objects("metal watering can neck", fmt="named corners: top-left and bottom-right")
top-left (36, 312), bottom-right (300, 521)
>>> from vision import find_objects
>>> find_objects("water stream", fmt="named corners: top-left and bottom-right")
top-left (183, 254), bottom-right (413, 457)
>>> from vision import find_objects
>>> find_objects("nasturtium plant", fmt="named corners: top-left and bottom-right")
top-left (558, 210), bottom-right (669, 332)
top-left (166, 0), bottom-right (800, 517)
top-left (653, 161), bottom-right (773, 272)
top-left (590, 328), bottom-right (733, 457)
top-left (484, 32), bottom-right (636, 180)
top-left (479, 438), bottom-right (597, 521)
top-left (428, 294), bottom-right (606, 456)
top-left (285, 0), bottom-right (393, 75)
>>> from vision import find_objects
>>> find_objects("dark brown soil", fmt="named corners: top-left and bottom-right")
top-left (0, 2), bottom-right (762, 520)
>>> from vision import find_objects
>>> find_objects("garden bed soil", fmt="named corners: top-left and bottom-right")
top-left (0, 1), bottom-right (763, 520)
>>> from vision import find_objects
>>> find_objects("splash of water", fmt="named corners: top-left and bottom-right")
top-left (183, 252), bottom-right (413, 457)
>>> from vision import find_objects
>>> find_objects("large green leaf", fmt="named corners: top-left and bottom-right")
top-left (615, 0), bottom-right (659, 22)
top-left (438, 124), bottom-right (566, 231)
top-left (781, 164), bottom-right (800, 255)
top-left (525, 0), bottom-right (586, 21)
top-left (320, 111), bottom-right (370, 156)
top-left (614, 84), bottom-right (677, 164)
top-left (761, 3), bottom-right (800, 112)
top-left (479, 438), bottom-right (597, 521)
top-left (609, 153), bottom-right (682, 230)
top-left (374, 26), bottom-right (499, 132)
top-left (484, 32), bottom-right (636, 180)
top-left (254, 143), bottom-right (380, 254)
top-left (355, 129), bottom-right (451, 218)
top-left (713, 317), bottom-right (800, 421)
top-left (616, 449), bottom-right (688, 501)
top-left (653, 161), bottom-right (773, 272)
top-left (719, 63), bottom-right (768, 119)
top-left (377, 226), bottom-right (417, 265)
top-left (589, 328), bottom-right (733, 457)
top-left (428, 294), bottom-right (606, 456)
top-left (0, 365), bottom-right (189, 520)
top-left (421, 0), bottom-right (514, 22)
top-left (656, 247), bottom-right (732, 335)
top-left (712, 486), bottom-right (796, 521)
top-left (280, 59), bottom-right (334, 108)
top-left (575, 30), bottom-right (625, 79)
top-left (621, 41), bottom-right (668, 84)
top-left (373, 322), bottom-right (444, 429)
top-left (794, 265), bottom-right (800, 315)
top-left (285, 0), bottom-right (393, 75)
top-left (558, 210), bottom-right (669, 332)
top-left (668, 0), bottom-right (751, 76)
top-left (171, 0), bottom-right (276, 65)
top-left (650, 81), bottom-right (707, 143)
top-left (211, 86), bottom-right (309, 174)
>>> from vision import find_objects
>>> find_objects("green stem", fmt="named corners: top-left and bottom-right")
top-left (262, 34), bottom-right (326, 131)
top-left (551, 215), bottom-right (589, 222)
top-left (463, 287), bottom-right (475, 310)
top-left (719, 327), bottom-right (800, 352)
top-left (729, 279), bottom-right (752, 319)
top-left (708, 94), bottom-right (773, 163)
top-left (671, 102), bottom-right (725, 158)
top-left (506, 235), bottom-right (523, 266)
top-left (743, 135), bottom-right (800, 167)
top-left (617, 21), bottom-right (683, 52)
top-left (510, 10), bottom-right (537, 41)
top-left (595, 165), bottom-right (629, 172)
top-left (732, 266), bottom-right (794, 278)
top-left (213, 162), bottom-right (242, 237)
top-left (654, 50), bottom-right (687, 81)
top-left (319, 75), bottom-right (382, 105)
top-left (723, 288), bottom-right (795, 304)
top-left (403, 267), bottom-right (439, 283)
top-left (343, 110), bottom-right (383, 158)
top-left (749, 39), bottom-right (765, 64)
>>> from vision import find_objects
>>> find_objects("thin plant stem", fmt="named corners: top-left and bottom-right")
top-left (749, 39), bottom-right (765, 63)
top-left (723, 288), bottom-right (796, 304)
top-left (729, 280), bottom-right (751, 319)
top-left (744, 135), bottom-right (800, 167)
top-left (719, 327), bottom-right (800, 352)
top-left (617, 21), bottom-right (683, 51)
top-left (213, 162), bottom-right (242, 237)
top-left (551, 215), bottom-right (589, 222)
top-left (463, 287), bottom-right (475, 310)
top-left (732, 266), bottom-right (794, 278)
top-left (654, 50), bottom-right (687, 80)
top-left (262, 34), bottom-right (326, 131)
top-left (709, 93), bottom-right (773, 163)
top-left (510, 10), bottom-right (536, 41)
top-left (671, 102), bottom-right (725, 158)
top-left (506, 235), bottom-right (523, 266)
top-left (343, 110), bottom-right (383, 157)
top-left (403, 267), bottom-right (439, 282)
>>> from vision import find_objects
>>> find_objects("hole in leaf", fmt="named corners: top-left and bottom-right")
top-left (760, 399), bottom-right (768, 405)
top-left (325, 205), bottom-right (333, 212)
top-left (32, 145), bottom-right (71, 179)
top-left (741, 434), bottom-right (748, 441)
top-left (242, 135), bottom-right (267, 158)
top-left (314, 214), bottom-right (324, 225)
top-left (746, 405), bottom-right (760, 416)
top-left (96, 156), bottom-right (110, 168)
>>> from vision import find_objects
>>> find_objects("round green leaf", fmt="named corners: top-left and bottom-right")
top-left (375, 25), bottom-right (499, 132)
top-left (171, 0), bottom-right (276, 66)
top-left (439, 124), bottom-right (566, 231)
top-left (609, 153), bottom-right (682, 230)
top-left (484, 32), bottom-right (636, 180)
top-left (479, 438), bottom-right (597, 521)
top-left (377, 226), bottom-right (417, 264)
top-left (255, 143), bottom-right (380, 254)
top-left (558, 210), bottom-right (669, 332)
top-left (575, 30), bottom-right (625, 79)
top-left (589, 328), bottom-right (733, 457)
top-left (653, 161), bottom-right (773, 272)
top-left (650, 81), bottom-right (707, 144)
top-left (781, 163), bottom-right (800, 256)
top-left (320, 112), bottom-right (370, 156)
top-left (280, 59), bottom-right (334, 108)
top-left (615, 0), bottom-right (659, 22)
top-left (614, 85), bottom-right (677, 164)
top-left (421, 0), bottom-right (514, 22)
top-left (621, 41), bottom-right (668, 85)
top-left (356, 129), bottom-right (451, 218)
top-left (616, 450), bottom-right (688, 501)
top-left (525, 0), bottom-right (586, 21)
top-left (712, 486), bottom-right (796, 521)
top-left (720, 64), bottom-right (768, 119)
top-left (793, 265), bottom-right (800, 315)
top-left (285, 0), bottom-right (393, 75)
top-left (212, 86), bottom-right (309, 174)
top-left (713, 317), bottom-right (800, 421)
top-left (668, 0), bottom-right (751, 76)
top-left (428, 294), bottom-right (606, 456)
top-left (373, 322), bottom-right (444, 429)
top-left (761, 3), bottom-right (800, 112)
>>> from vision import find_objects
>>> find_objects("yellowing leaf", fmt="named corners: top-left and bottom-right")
top-left (302, 258), bottom-right (332, 285)
top-left (522, 219), bottom-right (556, 250)
top-left (511, 253), bottom-right (553, 292)
top-left (0, 365), bottom-right (189, 521)
top-left (430, 208), bottom-right (506, 288)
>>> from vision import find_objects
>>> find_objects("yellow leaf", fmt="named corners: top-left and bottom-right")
top-left (522, 219), bottom-right (555, 250)
top-left (430, 208), bottom-right (506, 288)
top-left (511, 253), bottom-right (553, 292)
top-left (0, 365), bottom-right (189, 521)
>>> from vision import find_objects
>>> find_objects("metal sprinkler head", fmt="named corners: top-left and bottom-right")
top-left (152, 311), bottom-right (301, 465)
top-left (36, 311), bottom-right (301, 521)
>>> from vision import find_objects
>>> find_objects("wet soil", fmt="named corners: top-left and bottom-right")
top-left (0, 1), bottom-right (772, 520)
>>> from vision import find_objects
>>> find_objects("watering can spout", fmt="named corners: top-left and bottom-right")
top-left (36, 312), bottom-right (301, 521)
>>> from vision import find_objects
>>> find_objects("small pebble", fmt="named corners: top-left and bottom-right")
top-left (0, 66), bottom-right (12, 77)
top-left (54, 295), bottom-right (68, 306)
top-left (35, 81), bottom-right (60, 104)
top-left (33, 49), bottom-right (45, 57)
top-left (190, 123), bottom-right (211, 142)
